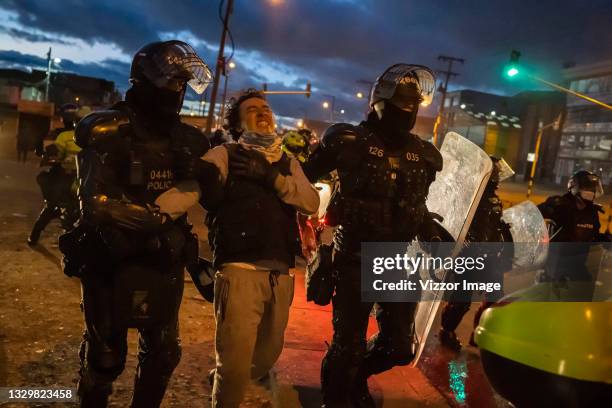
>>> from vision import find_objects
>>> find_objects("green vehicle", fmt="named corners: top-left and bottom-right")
top-left (475, 281), bottom-right (612, 407)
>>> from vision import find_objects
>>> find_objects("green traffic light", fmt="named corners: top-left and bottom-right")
top-left (507, 67), bottom-right (519, 77)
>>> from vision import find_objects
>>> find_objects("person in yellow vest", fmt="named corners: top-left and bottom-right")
top-left (28, 106), bottom-right (90, 245)
top-left (54, 106), bottom-right (91, 174)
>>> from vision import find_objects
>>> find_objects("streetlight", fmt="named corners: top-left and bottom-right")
top-left (490, 110), bottom-right (496, 116)
top-left (297, 119), bottom-right (304, 128)
top-left (53, 57), bottom-right (62, 64)
top-left (321, 94), bottom-right (336, 122)
top-left (340, 109), bottom-right (345, 115)
top-left (356, 91), bottom-right (364, 99)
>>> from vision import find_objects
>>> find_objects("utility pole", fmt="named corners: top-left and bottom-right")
top-left (205, 0), bottom-right (234, 134)
top-left (45, 47), bottom-right (52, 102)
top-left (219, 59), bottom-right (230, 122)
top-left (433, 55), bottom-right (464, 146)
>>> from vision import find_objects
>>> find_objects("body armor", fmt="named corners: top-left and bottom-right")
top-left (311, 122), bottom-right (442, 251)
top-left (206, 144), bottom-right (299, 269)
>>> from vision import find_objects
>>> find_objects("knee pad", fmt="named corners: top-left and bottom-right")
top-left (139, 339), bottom-right (182, 375)
top-left (161, 342), bottom-right (182, 372)
top-left (86, 349), bottom-right (125, 382)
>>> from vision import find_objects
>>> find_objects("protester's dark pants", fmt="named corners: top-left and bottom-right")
top-left (321, 255), bottom-right (417, 406)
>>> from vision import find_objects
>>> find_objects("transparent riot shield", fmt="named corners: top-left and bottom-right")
top-left (413, 132), bottom-right (493, 363)
top-left (502, 200), bottom-right (549, 269)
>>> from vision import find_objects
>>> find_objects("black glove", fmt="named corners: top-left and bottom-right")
top-left (174, 147), bottom-right (202, 180)
top-left (228, 146), bottom-right (279, 188)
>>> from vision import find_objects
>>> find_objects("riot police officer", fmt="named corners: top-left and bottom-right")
top-left (64, 40), bottom-right (212, 407)
top-left (28, 104), bottom-right (84, 244)
top-left (537, 170), bottom-right (609, 283)
top-left (303, 64), bottom-right (445, 407)
top-left (439, 157), bottom-right (514, 351)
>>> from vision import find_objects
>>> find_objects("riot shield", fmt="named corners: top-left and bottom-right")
top-left (413, 132), bottom-right (493, 363)
top-left (314, 181), bottom-right (333, 219)
top-left (501, 200), bottom-right (549, 269)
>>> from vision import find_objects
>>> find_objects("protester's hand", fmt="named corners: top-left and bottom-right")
top-left (228, 146), bottom-right (279, 187)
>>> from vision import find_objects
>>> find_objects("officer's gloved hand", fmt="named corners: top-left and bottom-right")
top-left (228, 146), bottom-right (279, 188)
top-left (174, 147), bottom-right (202, 180)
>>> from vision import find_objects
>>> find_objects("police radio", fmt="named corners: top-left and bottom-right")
top-left (129, 150), bottom-right (144, 185)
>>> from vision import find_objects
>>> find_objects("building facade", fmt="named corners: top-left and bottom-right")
top-left (442, 89), bottom-right (565, 181)
top-left (555, 60), bottom-right (612, 187)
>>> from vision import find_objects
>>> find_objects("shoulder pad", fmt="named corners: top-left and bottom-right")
top-left (545, 195), bottom-right (565, 206)
top-left (172, 122), bottom-right (210, 156)
top-left (321, 123), bottom-right (367, 149)
top-left (419, 138), bottom-right (443, 172)
top-left (75, 109), bottom-right (129, 148)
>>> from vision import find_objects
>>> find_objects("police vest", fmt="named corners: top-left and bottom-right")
top-left (328, 128), bottom-right (437, 242)
top-left (206, 145), bottom-right (299, 269)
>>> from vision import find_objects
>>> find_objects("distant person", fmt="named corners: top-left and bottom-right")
top-left (28, 105), bottom-right (89, 245)
top-left (16, 130), bottom-right (34, 163)
top-left (538, 170), bottom-right (610, 283)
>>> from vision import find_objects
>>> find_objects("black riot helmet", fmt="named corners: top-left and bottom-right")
top-left (568, 170), bottom-right (604, 202)
top-left (127, 40), bottom-right (212, 117)
top-left (59, 103), bottom-right (78, 129)
top-left (369, 64), bottom-right (436, 132)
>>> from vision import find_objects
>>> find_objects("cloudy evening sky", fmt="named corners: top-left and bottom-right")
top-left (0, 0), bottom-right (610, 122)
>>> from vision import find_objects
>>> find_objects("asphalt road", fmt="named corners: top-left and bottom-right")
top-left (3, 156), bottom-right (579, 407)
top-left (0, 158), bottom-right (451, 407)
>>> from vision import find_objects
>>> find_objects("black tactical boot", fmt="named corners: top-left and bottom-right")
top-left (439, 328), bottom-right (462, 352)
top-left (350, 375), bottom-right (375, 408)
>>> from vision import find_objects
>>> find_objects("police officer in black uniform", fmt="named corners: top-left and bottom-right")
top-left (303, 64), bottom-right (447, 407)
top-left (439, 157), bottom-right (514, 351)
top-left (537, 170), bottom-right (609, 283)
top-left (28, 104), bottom-right (80, 245)
top-left (64, 41), bottom-right (212, 407)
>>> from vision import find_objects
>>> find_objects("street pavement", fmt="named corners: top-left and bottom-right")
top-left (0, 158), bottom-right (450, 407)
top-left (1, 157), bottom-right (576, 407)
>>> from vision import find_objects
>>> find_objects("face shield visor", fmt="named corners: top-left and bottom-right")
top-left (568, 172), bottom-right (604, 201)
top-left (370, 64), bottom-right (436, 108)
top-left (496, 158), bottom-right (515, 182)
top-left (138, 41), bottom-right (213, 95)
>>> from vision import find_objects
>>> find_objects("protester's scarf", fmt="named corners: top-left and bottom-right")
top-left (238, 131), bottom-right (283, 162)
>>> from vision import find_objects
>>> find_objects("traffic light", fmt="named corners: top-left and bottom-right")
top-left (505, 49), bottom-right (521, 77)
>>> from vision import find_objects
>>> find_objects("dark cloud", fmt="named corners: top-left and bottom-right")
top-left (1, 0), bottom-right (611, 122)
top-left (0, 27), bottom-right (74, 45)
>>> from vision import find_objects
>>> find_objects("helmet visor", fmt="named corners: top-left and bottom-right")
top-left (496, 158), bottom-right (515, 182)
top-left (145, 42), bottom-right (213, 94)
top-left (580, 174), bottom-right (604, 197)
top-left (373, 64), bottom-right (436, 108)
